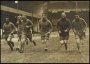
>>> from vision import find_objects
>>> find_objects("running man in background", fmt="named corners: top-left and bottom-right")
top-left (3, 18), bottom-right (16, 51)
top-left (39, 14), bottom-right (53, 51)
top-left (72, 15), bottom-right (87, 52)
top-left (57, 12), bottom-right (71, 51)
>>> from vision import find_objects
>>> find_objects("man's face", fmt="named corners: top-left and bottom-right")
top-left (61, 13), bottom-right (66, 18)
top-left (6, 18), bottom-right (9, 21)
top-left (42, 14), bottom-right (47, 19)
top-left (75, 15), bottom-right (80, 21)
top-left (75, 15), bottom-right (79, 19)
top-left (6, 18), bottom-right (9, 23)
top-left (17, 15), bottom-right (22, 20)
top-left (22, 15), bottom-right (26, 20)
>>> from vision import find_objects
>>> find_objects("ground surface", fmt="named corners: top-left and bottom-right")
top-left (1, 29), bottom-right (89, 63)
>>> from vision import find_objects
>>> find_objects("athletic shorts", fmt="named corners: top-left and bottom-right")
top-left (59, 32), bottom-right (69, 40)
top-left (41, 33), bottom-right (50, 40)
top-left (18, 30), bottom-right (32, 41)
top-left (3, 32), bottom-right (14, 40)
top-left (25, 33), bottom-right (32, 41)
top-left (75, 31), bottom-right (85, 40)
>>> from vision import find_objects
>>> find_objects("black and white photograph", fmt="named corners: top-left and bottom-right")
top-left (0, 1), bottom-right (89, 63)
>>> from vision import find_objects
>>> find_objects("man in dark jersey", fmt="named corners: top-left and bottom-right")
top-left (3, 18), bottom-right (16, 51)
top-left (57, 12), bottom-right (71, 50)
top-left (72, 15), bottom-right (87, 52)
top-left (39, 14), bottom-right (53, 51)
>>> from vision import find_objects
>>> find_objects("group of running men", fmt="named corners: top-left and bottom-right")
top-left (2, 12), bottom-right (87, 53)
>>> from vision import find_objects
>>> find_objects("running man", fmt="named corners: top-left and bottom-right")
top-left (22, 15), bottom-right (36, 45)
top-left (57, 12), bottom-right (71, 51)
top-left (72, 15), bottom-right (87, 51)
top-left (3, 18), bottom-right (16, 51)
top-left (16, 15), bottom-right (36, 53)
top-left (16, 15), bottom-right (23, 51)
top-left (39, 14), bottom-right (53, 51)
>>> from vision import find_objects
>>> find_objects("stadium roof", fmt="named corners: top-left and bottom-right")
top-left (1, 1), bottom-right (89, 17)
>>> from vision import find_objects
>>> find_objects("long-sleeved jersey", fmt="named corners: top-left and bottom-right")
top-left (57, 18), bottom-right (71, 32)
top-left (3, 22), bottom-right (16, 34)
top-left (17, 19), bottom-right (33, 34)
top-left (72, 18), bottom-right (87, 31)
top-left (23, 19), bottom-right (33, 33)
top-left (39, 18), bottom-right (53, 35)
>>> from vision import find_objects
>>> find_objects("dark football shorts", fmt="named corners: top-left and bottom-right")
top-left (25, 32), bottom-right (32, 41)
top-left (59, 32), bottom-right (69, 40)
top-left (18, 28), bottom-right (33, 41)
top-left (3, 33), bottom-right (9, 40)
top-left (3, 32), bottom-right (14, 40)
top-left (75, 31), bottom-right (85, 40)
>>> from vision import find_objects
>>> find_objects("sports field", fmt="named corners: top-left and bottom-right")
top-left (1, 29), bottom-right (89, 63)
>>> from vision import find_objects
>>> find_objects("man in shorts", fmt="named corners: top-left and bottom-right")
top-left (16, 15), bottom-right (23, 51)
top-left (3, 18), bottom-right (16, 51)
top-left (39, 14), bottom-right (53, 51)
top-left (16, 15), bottom-right (36, 53)
top-left (72, 15), bottom-right (87, 51)
top-left (57, 12), bottom-right (71, 50)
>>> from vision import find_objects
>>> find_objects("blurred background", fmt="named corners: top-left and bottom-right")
top-left (1, 1), bottom-right (89, 33)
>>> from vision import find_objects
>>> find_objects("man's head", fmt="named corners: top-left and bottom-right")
top-left (75, 15), bottom-right (80, 19)
top-left (75, 15), bottom-right (80, 21)
top-left (22, 15), bottom-right (27, 20)
top-left (17, 15), bottom-right (22, 20)
top-left (5, 18), bottom-right (9, 24)
top-left (61, 12), bottom-right (66, 18)
top-left (42, 13), bottom-right (47, 22)
top-left (42, 13), bottom-right (47, 19)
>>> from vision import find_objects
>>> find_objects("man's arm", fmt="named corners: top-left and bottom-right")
top-left (2, 23), bottom-right (5, 34)
top-left (71, 20), bottom-right (77, 33)
top-left (39, 19), bottom-right (42, 33)
top-left (57, 19), bottom-right (60, 30)
top-left (29, 19), bottom-right (33, 27)
top-left (65, 19), bottom-right (71, 32)
top-left (3, 23), bottom-right (5, 31)
top-left (48, 20), bottom-right (53, 33)
top-left (11, 22), bottom-right (16, 34)
top-left (57, 19), bottom-right (62, 33)
top-left (81, 18), bottom-right (87, 31)
top-left (25, 19), bottom-right (33, 28)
